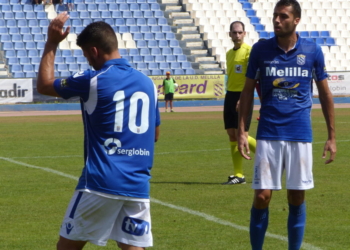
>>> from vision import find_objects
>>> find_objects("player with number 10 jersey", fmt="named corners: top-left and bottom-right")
top-left (54, 58), bottom-right (161, 199)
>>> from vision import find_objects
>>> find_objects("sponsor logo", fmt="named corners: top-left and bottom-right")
top-left (297, 54), bottom-right (306, 65)
top-left (264, 60), bottom-right (280, 64)
top-left (60, 79), bottom-right (68, 88)
top-left (65, 223), bottom-right (74, 235)
top-left (73, 71), bottom-right (85, 78)
top-left (103, 138), bottom-right (150, 156)
top-left (122, 217), bottom-right (150, 236)
top-left (266, 67), bottom-right (309, 77)
top-left (302, 179), bottom-right (313, 184)
top-left (0, 83), bottom-right (28, 98)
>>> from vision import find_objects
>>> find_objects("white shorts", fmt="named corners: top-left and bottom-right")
top-left (252, 140), bottom-right (314, 190)
top-left (59, 191), bottom-right (153, 247)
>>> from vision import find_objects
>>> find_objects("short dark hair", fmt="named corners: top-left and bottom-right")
top-left (275, 0), bottom-right (301, 18)
top-left (230, 21), bottom-right (245, 32)
top-left (77, 21), bottom-right (118, 53)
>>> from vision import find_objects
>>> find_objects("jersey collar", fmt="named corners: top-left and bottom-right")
top-left (273, 34), bottom-right (301, 53)
top-left (103, 58), bottom-right (131, 68)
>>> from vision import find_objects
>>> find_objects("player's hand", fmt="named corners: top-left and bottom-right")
top-left (238, 133), bottom-right (251, 160)
top-left (47, 12), bottom-right (70, 45)
top-left (322, 139), bottom-right (336, 164)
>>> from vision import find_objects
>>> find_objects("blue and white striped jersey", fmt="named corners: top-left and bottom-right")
top-left (246, 36), bottom-right (328, 142)
top-left (54, 58), bottom-right (161, 199)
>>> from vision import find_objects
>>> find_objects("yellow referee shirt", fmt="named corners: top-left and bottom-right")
top-left (226, 43), bottom-right (251, 92)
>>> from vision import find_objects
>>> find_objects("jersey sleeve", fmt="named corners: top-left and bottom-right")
top-left (246, 44), bottom-right (260, 80)
top-left (313, 45), bottom-right (328, 82)
top-left (155, 101), bottom-right (161, 127)
top-left (53, 70), bottom-right (91, 101)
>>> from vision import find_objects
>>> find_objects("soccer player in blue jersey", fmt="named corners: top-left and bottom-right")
top-left (237, 1), bottom-right (336, 249)
top-left (37, 13), bottom-right (160, 250)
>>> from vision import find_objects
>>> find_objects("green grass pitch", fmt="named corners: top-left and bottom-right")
top-left (0, 108), bottom-right (349, 250)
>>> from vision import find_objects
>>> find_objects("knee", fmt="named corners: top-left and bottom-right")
top-left (288, 190), bottom-right (305, 206)
top-left (254, 192), bottom-right (271, 209)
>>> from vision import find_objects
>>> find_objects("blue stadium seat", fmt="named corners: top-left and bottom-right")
top-left (69, 64), bottom-right (80, 72)
top-left (23, 34), bottom-right (33, 42)
top-left (10, 64), bottom-right (23, 74)
top-left (84, 0), bottom-right (95, 4)
top-left (23, 64), bottom-right (34, 73)
top-left (176, 55), bottom-right (187, 62)
top-left (62, 50), bottom-right (73, 57)
top-left (0, 34), bottom-right (11, 43)
top-left (90, 11), bottom-right (101, 19)
top-left (158, 40), bottom-right (168, 48)
top-left (25, 72), bottom-right (37, 78)
top-left (5, 50), bottom-right (16, 58)
top-left (132, 55), bottom-right (143, 62)
top-left (65, 56), bottom-right (76, 64)
top-left (119, 26), bottom-right (129, 33)
top-left (320, 31), bottom-right (330, 38)
top-left (122, 11), bottom-right (133, 18)
top-left (254, 24), bottom-right (265, 32)
top-left (73, 50), bottom-right (83, 57)
top-left (60, 71), bottom-right (71, 77)
top-left (147, 62), bottom-right (158, 70)
top-left (34, 34), bottom-right (45, 42)
top-left (11, 34), bottom-right (22, 42)
top-left (140, 3), bottom-right (150, 11)
top-left (26, 12), bottom-right (37, 20)
top-left (18, 20), bottom-right (28, 28)
top-left (140, 26), bottom-right (151, 33)
top-left (250, 17), bottom-right (260, 25)
top-left (14, 12), bottom-right (26, 20)
top-left (173, 47), bottom-right (183, 55)
top-left (147, 40), bottom-right (158, 48)
top-left (161, 47), bottom-right (172, 56)
top-left (130, 3), bottom-right (139, 11)
top-left (126, 18), bottom-right (136, 26)
top-left (154, 33), bottom-right (165, 40)
top-left (79, 11), bottom-right (90, 19)
top-left (20, 57), bottom-right (31, 65)
top-left (77, 4), bottom-right (87, 11)
top-left (144, 33), bottom-right (154, 40)
top-left (76, 56), bottom-right (86, 64)
top-left (28, 49), bottom-right (39, 58)
top-left (242, 2), bottom-right (252, 10)
top-left (111, 10), bottom-right (122, 18)
top-left (158, 17), bottom-right (168, 26)
top-left (129, 26), bottom-right (140, 34)
top-left (161, 25), bottom-right (171, 33)
top-left (95, 0), bottom-right (105, 3)
top-left (315, 38), bottom-right (325, 45)
top-left (13, 72), bottom-right (25, 78)
top-left (154, 10), bottom-right (164, 18)
top-left (39, 20), bottom-right (50, 28)
top-left (147, 18), bottom-right (157, 26)
top-left (133, 33), bottom-right (143, 41)
top-left (8, 57), bottom-right (19, 65)
top-left (140, 69), bottom-right (150, 75)
top-left (98, 3), bottom-right (108, 11)
top-left (115, 18), bottom-right (126, 26)
top-left (14, 42), bottom-right (25, 50)
top-left (57, 64), bottom-right (69, 72)
top-left (165, 55), bottom-right (176, 62)
top-left (23, 5), bottom-right (33, 12)
top-left (143, 10), bottom-right (153, 18)
top-left (119, 3), bottom-right (129, 11)
top-left (56, 4), bottom-right (69, 12)
top-left (129, 48), bottom-right (139, 56)
top-left (0, 20), bottom-right (5, 28)
top-left (122, 55), bottom-right (132, 62)
top-left (186, 68), bottom-right (195, 75)
top-left (259, 31), bottom-right (270, 39)
top-left (136, 62), bottom-right (147, 70)
top-left (151, 69), bottom-right (162, 75)
top-left (109, 4), bottom-right (119, 11)
top-left (126, 0), bottom-right (136, 3)
top-left (150, 48), bottom-right (161, 55)
top-left (136, 40), bottom-right (147, 48)
top-left (159, 62), bottom-right (169, 70)
top-left (36, 12), bottom-right (47, 20)
top-left (28, 20), bottom-right (39, 28)
top-left (140, 48), bottom-right (150, 56)
top-left (310, 31), bottom-right (320, 38)
top-left (174, 69), bottom-right (184, 75)
top-left (325, 37), bottom-right (336, 46)
top-left (154, 55), bottom-right (165, 62)
top-left (137, 0), bottom-right (146, 3)
top-left (106, 0), bottom-right (116, 3)
top-left (166, 33), bottom-right (176, 41)
top-left (150, 3), bottom-right (160, 10)
top-left (143, 55), bottom-right (154, 63)
top-left (116, 0), bottom-right (126, 3)
top-left (169, 40), bottom-right (179, 48)
top-left (55, 57), bottom-right (65, 65)
top-left (180, 61), bottom-right (193, 70)
top-left (69, 11), bottom-right (80, 19)
top-left (71, 19), bottom-right (83, 27)
top-left (31, 57), bottom-right (41, 65)
top-left (246, 9), bottom-right (256, 17)
top-left (104, 18), bottom-right (114, 26)
top-left (150, 25), bottom-right (161, 33)
top-left (6, 20), bottom-right (17, 28)
top-left (9, 27), bottom-right (20, 35)
top-left (82, 19), bottom-right (93, 27)
top-left (2, 5), bottom-right (12, 12)
top-left (37, 41), bottom-right (46, 50)
top-left (25, 41), bottom-right (36, 50)
top-left (133, 10), bottom-right (143, 18)
top-left (119, 48), bottom-right (128, 56)
top-left (101, 11), bottom-right (112, 19)
top-left (136, 18), bottom-right (147, 26)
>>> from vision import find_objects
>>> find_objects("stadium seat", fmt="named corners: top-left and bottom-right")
top-left (6, 20), bottom-right (17, 28)
top-left (157, 17), bottom-right (168, 26)
top-left (154, 33), bottom-right (165, 40)
top-left (154, 10), bottom-right (164, 18)
top-left (151, 48), bottom-right (161, 56)
top-left (126, 18), bottom-right (136, 26)
top-left (98, 3), bottom-right (108, 11)
top-left (181, 61), bottom-right (192, 69)
top-left (133, 33), bottom-right (143, 41)
top-left (10, 64), bottom-right (23, 74)
top-left (186, 69), bottom-right (196, 75)
top-left (173, 69), bottom-right (184, 75)
top-left (150, 25), bottom-right (161, 33)
top-left (129, 48), bottom-right (139, 56)
top-left (169, 40), bottom-right (180, 48)
top-left (136, 62), bottom-right (147, 70)
top-left (158, 40), bottom-right (169, 48)
top-left (31, 57), bottom-right (41, 65)
top-left (140, 26), bottom-right (151, 33)
top-left (8, 57), bottom-right (19, 65)
top-left (161, 25), bottom-right (171, 33)
top-left (143, 10), bottom-right (153, 18)
top-left (13, 72), bottom-right (25, 78)
top-left (14, 42), bottom-right (25, 50)
top-left (147, 18), bottom-right (157, 26)
top-left (154, 55), bottom-right (165, 62)
top-left (173, 47), bottom-right (183, 55)
top-left (151, 69), bottom-right (162, 75)
top-left (310, 31), bottom-right (320, 38)
top-left (14, 12), bottom-right (26, 20)
top-left (136, 18), bottom-right (147, 26)
top-left (140, 3), bottom-right (150, 11)
top-left (133, 10), bottom-right (143, 18)
top-left (11, 34), bottom-right (22, 43)
top-left (176, 54), bottom-right (187, 63)
top-left (165, 55), bottom-right (176, 62)
top-left (123, 11), bottom-right (133, 19)
top-left (326, 38), bottom-right (336, 46)
top-left (140, 48), bottom-right (151, 56)
top-left (170, 62), bottom-right (181, 70)
top-left (144, 33), bottom-right (154, 40)
top-left (131, 55), bottom-right (142, 63)
top-left (5, 50), bottom-right (16, 59)
top-left (140, 69), bottom-right (150, 75)
top-left (143, 55), bottom-right (154, 63)
top-left (159, 62), bottom-right (169, 70)
top-left (23, 64), bottom-right (34, 73)
top-left (147, 62), bottom-right (158, 70)
top-left (119, 26), bottom-right (129, 33)
top-left (150, 3), bottom-right (160, 11)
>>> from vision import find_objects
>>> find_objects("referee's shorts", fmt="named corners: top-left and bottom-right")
top-left (223, 91), bottom-right (253, 131)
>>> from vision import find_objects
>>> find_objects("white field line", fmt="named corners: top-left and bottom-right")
top-left (0, 157), bottom-right (322, 250)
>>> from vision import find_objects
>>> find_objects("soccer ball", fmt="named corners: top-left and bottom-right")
top-left (174, 83), bottom-right (179, 90)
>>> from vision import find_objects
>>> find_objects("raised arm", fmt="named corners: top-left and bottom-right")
top-left (315, 78), bottom-right (336, 164)
top-left (37, 12), bottom-right (70, 97)
top-left (237, 77), bottom-right (257, 159)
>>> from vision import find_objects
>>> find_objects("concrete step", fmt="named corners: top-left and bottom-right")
top-left (181, 33), bottom-right (201, 40)
top-left (165, 5), bottom-right (182, 12)
top-left (178, 26), bottom-right (198, 32)
top-left (189, 49), bottom-right (208, 55)
top-left (195, 56), bottom-right (216, 62)
top-left (186, 42), bottom-right (203, 48)
top-left (173, 19), bottom-right (194, 25)
top-left (203, 69), bottom-right (224, 74)
top-left (199, 63), bottom-right (220, 69)
top-left (161, 0), bottom-right (179, 4)
top-left (169, 12), bottom-right (190, 18)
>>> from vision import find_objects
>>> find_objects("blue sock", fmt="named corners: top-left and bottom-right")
top-left (288, 202), bottom-right (306, 250)
top-left (250, 206), bottom-right (269, 250)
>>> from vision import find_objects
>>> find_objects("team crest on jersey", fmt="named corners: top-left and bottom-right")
top-left (297, 54), bottom-right (306, 65)
top-left (235, 64), bottom-right (242, 73)
top-left (60, 79), bottom-right (68, 88)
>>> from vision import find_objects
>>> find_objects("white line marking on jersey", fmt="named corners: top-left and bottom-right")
top-left (0, 156), bottom-right (322, 250)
